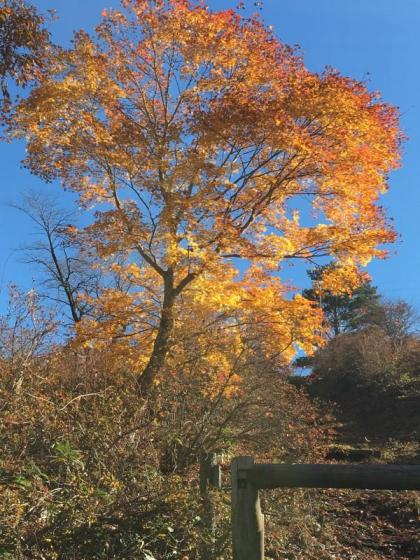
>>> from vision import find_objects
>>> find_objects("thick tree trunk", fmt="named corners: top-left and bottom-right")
top-left (139, 270), bottom-right (175, 393)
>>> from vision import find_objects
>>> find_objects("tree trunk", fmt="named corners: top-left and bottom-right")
top-left (139, 270), bottom-right (175, 393)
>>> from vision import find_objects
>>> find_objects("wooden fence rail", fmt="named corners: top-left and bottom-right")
top-left (231, 456), bottom-right (420, 560)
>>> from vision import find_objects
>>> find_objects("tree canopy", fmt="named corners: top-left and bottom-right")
top-left (0, 0), bottom-right (51, 108)
top-left (9, 0), bottom-right (402, 392)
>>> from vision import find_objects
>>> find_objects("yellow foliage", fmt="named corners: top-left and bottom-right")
top-left (9, 0), bottom-right (401, 389)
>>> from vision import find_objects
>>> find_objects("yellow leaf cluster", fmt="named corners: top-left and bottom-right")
top-left (9, 0), bottom-right (402, 392)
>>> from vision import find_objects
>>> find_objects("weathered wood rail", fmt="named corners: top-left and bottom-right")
top-left (231, 456), bottom-right (420, 560)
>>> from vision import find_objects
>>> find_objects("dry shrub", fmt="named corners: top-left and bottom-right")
top-left (0, 338), bottom-right (326, 559)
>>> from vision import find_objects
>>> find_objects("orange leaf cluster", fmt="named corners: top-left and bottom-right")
top-left (9, 0), bottom-right (402, 387)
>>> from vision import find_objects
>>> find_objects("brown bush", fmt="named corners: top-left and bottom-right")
top-left (0, 337), bottom-right (326, 559)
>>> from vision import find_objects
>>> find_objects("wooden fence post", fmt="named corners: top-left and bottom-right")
top-left (231, 456), bottom-right (264, 560)
top-left (200, 452), bottom-right (221, 560)
top-left (230, 457), bottom-right (420, 560)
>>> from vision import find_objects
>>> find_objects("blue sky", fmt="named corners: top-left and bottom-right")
top-left (0, 0), bottom-right (419, 308)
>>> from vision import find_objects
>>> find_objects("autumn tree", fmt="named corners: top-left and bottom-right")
top-left (10, 0), bottom-right (401, 393)
top-left (0, 0), bottom-right (51, 108)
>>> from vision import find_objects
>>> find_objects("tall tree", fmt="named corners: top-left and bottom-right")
top-left (9, 0), bottom-right (401, 392)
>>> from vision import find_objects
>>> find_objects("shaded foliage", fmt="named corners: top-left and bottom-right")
top-left (306, 301), bottom-right (420, 440)
top-left (302, 264), bottom-right (382, 337)
top-left (0, 0), bottom-right (52, 108)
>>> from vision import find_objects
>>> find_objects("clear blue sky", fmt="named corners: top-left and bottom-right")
top-left (1, 0), bottom-right (419, 308)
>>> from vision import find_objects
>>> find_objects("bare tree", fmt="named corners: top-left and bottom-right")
top-left (379, 299), bottom-right (419, 341)
top-left (11, 192), bottom-right (100, 324)
top-left (0, 284), bottom-right (56, 388)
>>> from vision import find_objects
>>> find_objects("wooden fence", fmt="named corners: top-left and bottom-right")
top-left (231, 456), bottom-right (420, 560)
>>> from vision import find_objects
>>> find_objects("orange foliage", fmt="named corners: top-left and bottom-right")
top-left (9, 0), bottom-right (402, 389)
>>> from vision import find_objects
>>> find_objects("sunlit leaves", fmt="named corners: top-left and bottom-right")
top-left (9, 0), bottom-right (402, 388)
